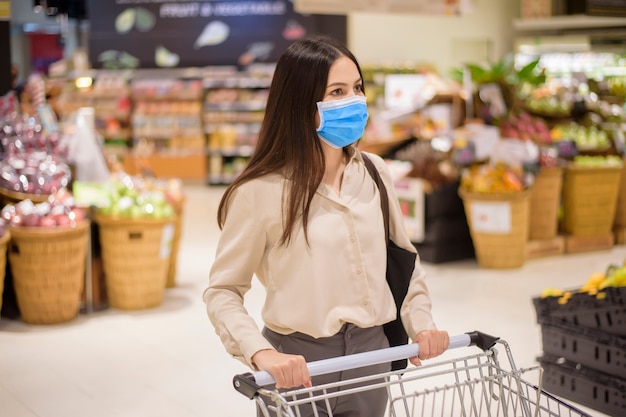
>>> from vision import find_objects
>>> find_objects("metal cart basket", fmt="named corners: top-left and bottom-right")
top-left (233, 331), bottom-right (593, 417)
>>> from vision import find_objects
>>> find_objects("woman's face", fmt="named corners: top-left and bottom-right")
top-left (315, 56), bottom-right (364, 130)
top-left (321, 56), bottom-right (364, 103)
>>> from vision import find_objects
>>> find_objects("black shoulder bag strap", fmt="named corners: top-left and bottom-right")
top-left (362, 153), bottom-right (416, 371)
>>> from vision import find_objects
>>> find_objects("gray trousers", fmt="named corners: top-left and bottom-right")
top-left (257, 324), bottom-right (390, 417)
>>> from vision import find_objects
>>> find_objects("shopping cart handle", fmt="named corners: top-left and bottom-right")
top-left (233, 330), bottom-right (499, 398)
top-left (466, 330), bottom-right (499, 351)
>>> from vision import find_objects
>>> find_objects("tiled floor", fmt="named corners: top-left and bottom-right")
top-left (0, 184), bottom-right (620, 417)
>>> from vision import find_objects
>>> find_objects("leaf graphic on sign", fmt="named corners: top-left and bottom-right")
top-left (155, 46), bottom-right (180, 68)
top-left (135, 7), bottom-right (156, 32)
top-left (115, 8), bottom-right (136, 34)
top-left (194, 21), bottom-right (230, 49)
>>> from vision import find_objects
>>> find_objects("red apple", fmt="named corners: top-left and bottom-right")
top-left (40, 215), bottom-right (57, 227)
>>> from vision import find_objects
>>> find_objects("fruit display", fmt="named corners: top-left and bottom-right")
top-left (524, 95), bottom-right (571, 117)
top-left (607, 76), bottom-right (626, 99)
top-left (460, 163), bottom-right (530, 193)
top-left (572, 155), bottom-right (622, 168)
top-left (393, 140), bottom-right (460, 189)
top-left (550, 123), bottom-right (611, 151)
top-left (541, 260), bottom-right (626, 304)
top-left (0, 152), bottom-right (71, 195)
top-left (96, 174), bottom-right (176, 219)
top-left (0, 111), bottom-right (72, 195)
top-left (499, 111), bottom-right (552, 144)
top-left (517, 81), bottom-right (574, 118)
top-left (1, 188), bottom-right (86, 228)
top-left (0, 113), bottom-right (68, 159)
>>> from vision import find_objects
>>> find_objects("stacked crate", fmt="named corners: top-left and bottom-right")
top-left (533, 287), bottom-right (626, 416)
top-left (414, 180), bottom-right (475, 264)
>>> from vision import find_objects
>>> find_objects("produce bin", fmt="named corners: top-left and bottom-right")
top-left (532, 286), bottom-right (626, 337)
top-left (8, 221), bottom-right (89, 324)
top-left (528, 166), bottom-right (562, 240)
top-left (561, 164), bottom-right (621, 237)
top-left (0, 232), bottom-right (10, 313)
top-left (540, 321), bottom-right (626, 378)
top-left (95, 215), bottom-right (175, 310)
top-left (538, 353), bottom-right (626, 417)
top-left (459, 188), bottom-right (531, 269)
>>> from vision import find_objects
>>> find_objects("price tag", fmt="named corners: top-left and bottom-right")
top-left (160, 223), bottom-right (175, 259)
top-left (470, 201), bottom-right (511, 234)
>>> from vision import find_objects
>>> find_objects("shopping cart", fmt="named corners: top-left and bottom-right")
top-left (233, 330), bottom-right (593, 417)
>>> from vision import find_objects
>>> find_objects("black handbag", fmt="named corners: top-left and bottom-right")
top-left (362, 154), bottom-right (416, 371)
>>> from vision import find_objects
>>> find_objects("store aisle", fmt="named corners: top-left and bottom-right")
top-left (0, 183), bottom-right (619, 417)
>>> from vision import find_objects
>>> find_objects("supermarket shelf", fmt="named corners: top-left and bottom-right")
top-left (513, 14), bottom-right (626, 32)
top-left (204, 102), bottom-right (266, 111)
top-left (203, 79), bottom-right (272, 89)
top-left (207, 173), bottom-right (239, 186)
top-left (206, 146), bottom-right (255, 157)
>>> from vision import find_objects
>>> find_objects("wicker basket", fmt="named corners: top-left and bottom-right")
top-left (95, 214), bottom-right (175, 310)
top-left (166, 212), bottom-right (183, 288)
top-left (561, 164), bottom-right (622, 237)
top-left (0, 231), bottom-right (10, 313)
top-left (8, 221), bottom-right (89, 324)
top-left (614, 157), bottom-right (626, 227)
top-left (0, 187), bottom-right (51, 205)
top-left (459, 188), bottom-right (532, 269)
top-left (529, 167), bottom-right (563, 241)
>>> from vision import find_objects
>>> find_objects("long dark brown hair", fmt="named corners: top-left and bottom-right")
top-left (217, 36), bottom-right (364, 245)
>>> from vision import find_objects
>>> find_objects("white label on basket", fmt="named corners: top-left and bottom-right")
top-left (470, 202), bottom-right (511, 234)
top-left (160, 224), bottom-right (175, 259)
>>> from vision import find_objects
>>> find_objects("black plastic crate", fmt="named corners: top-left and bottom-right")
top-left (420, 216), bottom-right (472, 245)
top-left (414, 239), bottom-right (475, 264)
top-left (533, 286), bottom-right (626, 336)
top-left (541, 321), bottom-right (626, 378)
top-left (424, 180), bottom-right (466, 221)
top-left (538, 353), bottom-right (626, 417)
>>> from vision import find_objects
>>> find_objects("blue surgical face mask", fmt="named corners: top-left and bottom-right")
top-left (316, 95), bottom-right (369, 148)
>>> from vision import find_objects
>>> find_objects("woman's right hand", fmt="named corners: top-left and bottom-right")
top-left (251, 349), bottom-right (312, 389)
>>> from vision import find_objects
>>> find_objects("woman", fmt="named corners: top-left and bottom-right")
top-left (203, 35), bottom-right (449, 416)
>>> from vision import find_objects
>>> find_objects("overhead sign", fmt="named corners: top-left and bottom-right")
top-left (88, 0), bottom-right (346, 69)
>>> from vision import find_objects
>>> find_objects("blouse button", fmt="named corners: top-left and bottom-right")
top-left (356, 268), bottom-right (362, 274)
top-left (350, 236), bottom-right (356, 243)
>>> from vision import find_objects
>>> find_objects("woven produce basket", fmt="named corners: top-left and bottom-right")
top-left (561, 164), bottom-right (622, 237)
top-left (9, 221), bottom-right (89, 324)
top-left (166, 211), bottom-right (183, 288)
top-left (0, 231), bottom-right (10, 313)
top-left (614, 156), bottom-right (626, 227)
top-left (529, 167), bottom-right (563, 241)
top-left (95, 214), bottom-right (175, 310)
top-left (0, 187), bottom-right (51, 205)
top-left (459, 188), bottom-right (532, 269)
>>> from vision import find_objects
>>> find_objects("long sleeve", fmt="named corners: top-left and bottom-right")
top-left (202, 189), bottom-right (274, 368)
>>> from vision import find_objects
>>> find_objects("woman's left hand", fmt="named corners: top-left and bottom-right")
top-left (409, 330), bottom-right (450, 366)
